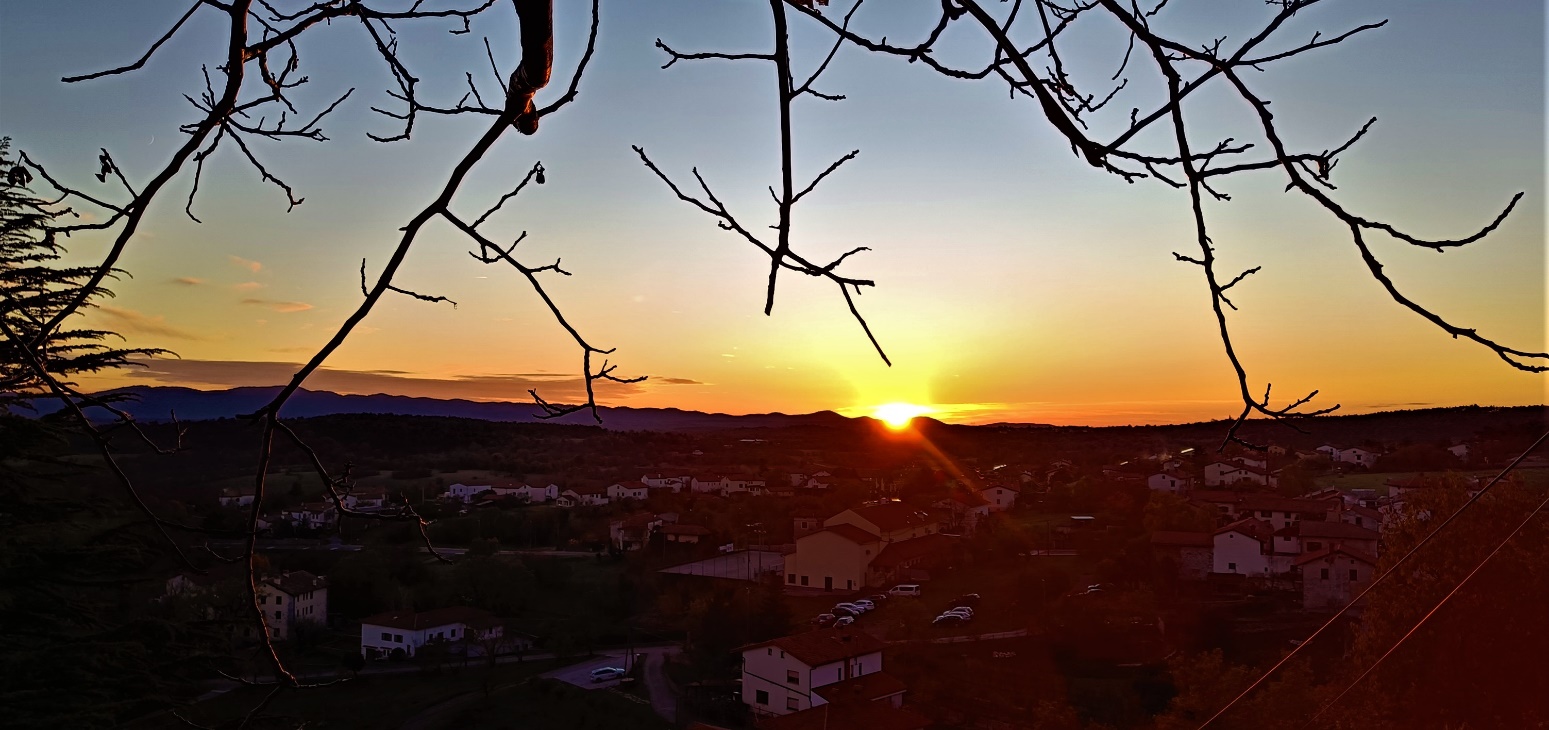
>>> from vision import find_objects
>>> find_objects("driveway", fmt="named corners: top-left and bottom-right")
top-left (540, 646), bottom-right (680, 723)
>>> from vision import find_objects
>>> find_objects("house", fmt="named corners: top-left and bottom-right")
top-left (981, 483), bottom-right (1020, 511)
top-left (257, 571), bottom-right (328, 641)
top-left (783, 504), bottom-right (950, 592)
top-left (360, 607), bottom-right (506, 660)
top-left (662, 523), bottom-right (711, 544)
top-left (1296, 545), bottom-right (1378, 610)
top-left (491, 483), bottom-right (559, 503)
top-left (724, 474), bottom-right (767, 495)
top-left (933, 490), bottom-right (991, 531)
top-left (792, 512), bottom-right (823, 539)
top-left (1447, 443), bottom-right (1471, 461)
top-left (344, 487), bottom-right (388, 510)
top-left (692, 474), bottom-right (726, 494)
top-left (1149, 531), bottom-right (1214, 581)
top-left (1147, 472), bottom-right (1188, 494)
top-left (1334, 506), bottom-right (1384, 531)
top-left (1335, 447), bottom-right (1380, 467)
top-left (561, 484), bottom-right (610, 507)
top-left (1315, 445), bottom-right (1340, 460)
top-left (608, 481), bottom-right (651, 502)
top-left (610, 512), bottom-right (663, 550)
top-left (1279, 520), bottom-right (1380, 558)
top-left (1212, 518), bottom-right (1275, 576)
top-left (741, 629), bottom-right (887, 717)
top-left (642, 474), bottom-right (689, 492)
top-left (1234, 495), bottom-right (1337, 531)
top-left (219, 487), bottom-right (256, 508)
top-left (282, 502), bottom-right (337, 531)
top-left (446, 483), bottom-right (494, 503)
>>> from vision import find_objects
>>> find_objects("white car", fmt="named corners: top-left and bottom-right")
top-left (853, 599), bottom-right (876, 612)
top-left (589, 667), bottom-right (626, 683)
top-left (834, 602), bottom-right (866, 615)
top-left (834, 616), bottom-right (855, 627)
top-left (888, 584), bottom-right (923, 598)
top-left (942, 607), bottom-right (974, 619)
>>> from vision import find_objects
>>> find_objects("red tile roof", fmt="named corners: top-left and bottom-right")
top-left (809, 524), bottom-right (881, 545)
top-left (871, 533), bottom-right (955, 569)
top-left (1294, 544), bottom-right (1378, 567)
top-left (267, 571), bottom-right (326, 596)
top-left (811, 671), bottom-right (909, 704)
top-left (743, 629), bottom-right (887, 668)
top-left (847, 503), bottom-right (939, 533)
top-left (1215, 517), bottom-right (1275, 543)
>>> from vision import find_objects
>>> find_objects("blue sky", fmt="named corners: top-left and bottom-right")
top-left (1, 0), bottom-right (1542, 424)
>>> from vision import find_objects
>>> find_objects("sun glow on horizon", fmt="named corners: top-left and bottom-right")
top-left (872, 402), bottom-right (935, 430)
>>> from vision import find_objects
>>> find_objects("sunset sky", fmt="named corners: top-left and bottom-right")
top-left (1, 0), bottom-right (1542, 426)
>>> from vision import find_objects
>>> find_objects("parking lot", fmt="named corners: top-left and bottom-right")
top-left (540, 652), bottom-right (637, 689)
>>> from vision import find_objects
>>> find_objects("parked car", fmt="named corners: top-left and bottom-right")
top-left (590, 667), bottom-right (626, 683)
top-left (834, 616), bottom-right (855, 627)
top-left (888, 584), bottom-right (923, 598)
top-left (832, 605), bottom-right (860, 618)
top-left (812, 613), bottom-right (836, 627)
top-left (943, 607), bottom-right (974, 619)
top-left (867, 594), bottom-right (889, 604)
top-left (853, 599), bottom-right (876, 612)
top-left (834, 602), bottom-right (866, 615)
top-left (932, 614), bottom-right (966, 627)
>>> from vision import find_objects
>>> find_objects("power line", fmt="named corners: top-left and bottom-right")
top-left (1304, 482), bottom-right (1549, 726)
top-left (1198, 429), bottom-right (1549, 728)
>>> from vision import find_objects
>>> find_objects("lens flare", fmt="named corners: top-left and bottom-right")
top-left (872, 402), bottom-right (933, 430)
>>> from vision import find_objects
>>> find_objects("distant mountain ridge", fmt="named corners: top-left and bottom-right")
top-left (40, 386), bottom-right (861, 431)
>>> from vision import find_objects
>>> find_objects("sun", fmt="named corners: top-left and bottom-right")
top-left (872, 402), bottom-right (934, 430)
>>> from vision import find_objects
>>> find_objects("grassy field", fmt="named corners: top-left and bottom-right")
top-left (134, 660), bottom-right (575, 729)
top-left (1315, 467), bottom-right (1549, 494)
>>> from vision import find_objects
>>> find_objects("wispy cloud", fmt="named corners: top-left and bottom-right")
top-left (233, 281), bottom-right (264, 291)
top-left (242, 298), bottom-right (313, 313)
top-left (95, 305), bottom-right (205, 341)
top-left (656, 377), bottom-right (705, 385)
top-left (228, 255), bottom-right (262, 273)
top-left (122, 358), bottom-right (649, 404)
top-left (171, 277), bottom-right (204, 286)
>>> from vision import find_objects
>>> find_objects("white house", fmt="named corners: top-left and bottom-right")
top-left (446, 483), bottom-right (494, 503)
top-left (343, 487), bottom-right (388, 510)
top-left (491, 483), bottom-right (559, 503)
top-left (219, 488), bottom-right (256, 508)
top-left (1336, 447), bottom-right (1380, 467)
top-left (607, 481), bottom-right (651, 501)
top-left (561, 484), bottom-right (610, 507)
top-left (741, 629), bottom-right (888, 717)
top-left (282, 502), bottom-right (337, 531)
top-left (1212, 518), bottom-right (1275, 576)
top-left (723, 474), bottom-right (767, 495)
top-left (1147, 473), bottom-right (1187, 494)
top-left (258, 571), bottom-right (328, 641)
top-left (1447, 443), bottom-right (1471, 461)
top-left (982, 484), bottom-right (1020, 511)
top-left (360, 606), bottom-right (504, 660)
top-left (691, 474), bottom-right (726, 494)
top-left (641, 474), bottom-right (688, 493)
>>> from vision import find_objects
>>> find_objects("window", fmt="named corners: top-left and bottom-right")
top-left (788, 574), bottom-right (796, 584)
top-left (1228, 562), bottom-right (1237, 571)
top-left (276, 596), bottom-right (283, 604)
top-left (1349, 569), bottom-right (1359, 581)
top-left (1259, 510), bottom-right (1271, 518)
top-left (786, 670), bottom-right (799, 685)
top-left (381, 632), bottom-right (392, 641)
top-left (755, 690), bottom-right (769, 705)
top-left (800, 575), bottom-right (808, 586)
top-left (787, 697), bottom-right (800, 711)
top-left (451, 629), bottom-right (457, 637)
top-left (1308, 541), bottom-right (1323, 551)
top-left (1320, 568), bottom-right (1329, 580)
top-left (768, 649), bottom-right (772, 656)
top-left (274, 611), bottom-right (282, 620)
top-left (259, 595), bottom-right (267, 605)
top-left (394, 634), bottom-right (403, 643)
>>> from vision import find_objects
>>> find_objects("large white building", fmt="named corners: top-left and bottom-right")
top-left (359, 606), bottom-right (504, 660)
top-left (741, 629), bottom-right (890, 717)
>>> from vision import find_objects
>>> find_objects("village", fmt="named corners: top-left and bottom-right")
top-left (147, 414), bottom-right (1543, 729)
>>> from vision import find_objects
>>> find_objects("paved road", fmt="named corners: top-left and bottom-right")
top-left (541, 645), bottom-right (680, 723)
